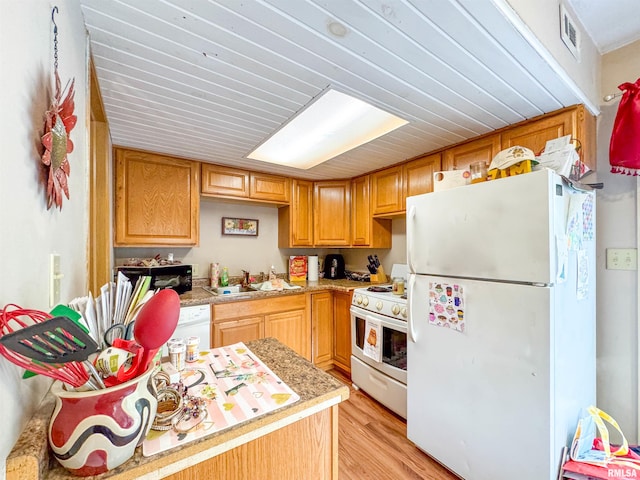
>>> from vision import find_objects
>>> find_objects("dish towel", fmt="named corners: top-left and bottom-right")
top-left (363, 318), bottom-right (382, 362)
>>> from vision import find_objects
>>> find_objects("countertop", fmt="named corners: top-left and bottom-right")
top-left (179, 278), bottom-right (371, 307)
top-left (6, 338), bottom-right (350, 480)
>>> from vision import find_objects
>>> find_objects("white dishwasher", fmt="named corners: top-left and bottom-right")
top-left (164, 304), bottom-right (211, 355)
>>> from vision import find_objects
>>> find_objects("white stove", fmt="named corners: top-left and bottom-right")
top-left (350, 264), bottom-right (408, 418)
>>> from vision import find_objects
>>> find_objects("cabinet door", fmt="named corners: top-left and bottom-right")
top-left (351, 175), bottom-right (370, 246)
top-left (201, 164), bottom-right (250, 198)
top-left (371, 166), bottom-right (403, 216)
top-left (500, 107), bottom-right (587, 162)
top-left (404, 153), bottom-right (441, 198)
top-left (278, 179), bottom-right (313, 247)
top-left (351, 175), bottom-right (392, 248)
top-left (311, 292), bottom-right (334, 369)
top-left (249, 172), bottom-right (290, 204)
top-left (213, 316), bottom-right (264, 348)
top-left (333, 291), bottom-right (353, 375)
top-left (443, 134), bottom-right (501, 172)
top-left (265, 309), bottom-right (310, 361)
top-left (314, 180), bottom-right (350, 246)
top-left (114, 148), bottom-right (199, 246)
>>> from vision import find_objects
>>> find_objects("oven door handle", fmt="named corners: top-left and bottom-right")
top-left (408, 273), bottom-right (417, 343)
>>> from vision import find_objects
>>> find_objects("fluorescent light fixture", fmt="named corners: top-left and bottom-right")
top-left (247, 88), bottom-right (408, 169)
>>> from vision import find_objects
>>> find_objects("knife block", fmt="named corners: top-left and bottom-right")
top-left (370, 266), bottom-right (386, 284)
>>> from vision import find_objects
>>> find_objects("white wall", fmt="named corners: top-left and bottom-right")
top-left (0, 1), bottom-right (89, 477)
top-left (504, 0), bottom-right (601, 112)
top-left (594, 40), bottom-right (640, 442)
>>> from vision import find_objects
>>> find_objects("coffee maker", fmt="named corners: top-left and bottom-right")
top-left (323, 254), bottom-right (345, 279)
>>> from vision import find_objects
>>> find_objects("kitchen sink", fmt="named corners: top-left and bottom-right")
top-left (203, 285), bottom-right (259, 296)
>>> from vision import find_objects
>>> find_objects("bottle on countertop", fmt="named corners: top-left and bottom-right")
top-left (269, 265), bottom-right (277, 281)
top-left (210, 262), bottom-right (220, 287)
top-left (220, 267), bottom-right (229, 287)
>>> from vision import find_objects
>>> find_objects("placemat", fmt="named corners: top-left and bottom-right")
top-left (142, 342), bottom-right (300, 456)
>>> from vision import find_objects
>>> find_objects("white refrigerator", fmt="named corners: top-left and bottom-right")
top-left (406, 169), bottom-right (596, 480)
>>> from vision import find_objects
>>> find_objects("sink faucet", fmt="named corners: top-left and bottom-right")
top-left (241, 270), bottom-right (251, 287)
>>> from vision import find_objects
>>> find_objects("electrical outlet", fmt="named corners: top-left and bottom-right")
top-left (193, 264), bottom-right (199, 277)
top-left (606, 248), bottom-right (638, 270)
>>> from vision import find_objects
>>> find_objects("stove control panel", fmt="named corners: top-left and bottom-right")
top-left (352, 288), bottom-right (408, 321)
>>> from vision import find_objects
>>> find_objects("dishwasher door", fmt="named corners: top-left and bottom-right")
top-left (164, 304), bottom-right (211, 355)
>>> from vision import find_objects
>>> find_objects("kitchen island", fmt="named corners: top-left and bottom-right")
top-left (6, 338), bottom-right (349, 480)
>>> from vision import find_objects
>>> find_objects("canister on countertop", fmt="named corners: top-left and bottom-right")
top-left (392, 277), bottom-right (405, 295)
top-left (186, 336), bottom-right (200, 362)
top-left (167, 338), bottom-right (186, 371)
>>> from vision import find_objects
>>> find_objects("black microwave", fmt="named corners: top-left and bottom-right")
top-left (115, 264), bottom-right (192, 294)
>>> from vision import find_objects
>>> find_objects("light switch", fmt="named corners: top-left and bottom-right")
top-left (50, 253), bottom-right (63, 307)
top-left (606, 248), bottom-right (638, 270)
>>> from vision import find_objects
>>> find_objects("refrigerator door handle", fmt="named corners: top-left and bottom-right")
top-left (407, 205), bottom-right (416, 274)
top-left (408, 273), bottom-right (417, 343)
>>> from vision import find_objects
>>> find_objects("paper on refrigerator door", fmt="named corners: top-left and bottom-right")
top-left (363, 318), bottom-right (382, 362)
top-left (428, 281), bottom-right (465, 333)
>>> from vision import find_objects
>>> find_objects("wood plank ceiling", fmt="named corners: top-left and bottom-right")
top-left (79, 0), bottom-right (588, 180)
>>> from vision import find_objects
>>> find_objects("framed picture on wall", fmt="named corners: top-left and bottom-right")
top-left (222, 217), bottom-right (259, 236)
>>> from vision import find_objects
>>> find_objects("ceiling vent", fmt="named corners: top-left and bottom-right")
top-left (560, 4), bottom-right (581, 61)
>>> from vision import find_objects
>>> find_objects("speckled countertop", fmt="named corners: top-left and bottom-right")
top-left (6, 338), bottom-right (349, 480)
top-left (179, 278), bottom-right (372, 306)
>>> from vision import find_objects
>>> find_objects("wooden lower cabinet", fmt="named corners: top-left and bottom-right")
top-left (212, 295), bottom-right (310, 361)
top-left (164, 405), bottom-right (338, 480)
top-left (332, 291), bottom-right (353, 375)
top-left (265, 309), bottom-right (310, 361)
top-left (212, 316), bottom-right (263, 347)
top-left (311, 291), bottom-right (334, 369)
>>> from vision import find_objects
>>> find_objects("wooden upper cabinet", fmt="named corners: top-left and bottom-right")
top-left (201, 164), bottom-right (249, 198)
top-left (351, 175), bottom-right (370, 246)
top-left (371, 165), bottom-right (404, 216)
top-left (404, 153), bottom-right (441, 198)
top-left (501, 105), bottom-right (596, 170)
top-left (314, 180), bottom-right (350, 246)
top-left (114, 148), bottom-right (199, 246)
top-left (351, 175), bottom-right (391, 248)
top-left (249, 172), bottom-right (290, 203)
top-left (279, 179), bottom-right (313, 248)
top-left (443, 134), bottom-right (501, 172)
top-left (202, 164), bottom-right (290, 204)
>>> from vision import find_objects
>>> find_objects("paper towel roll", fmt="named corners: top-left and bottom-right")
top-left (307, 255), bottom-right (319, 282)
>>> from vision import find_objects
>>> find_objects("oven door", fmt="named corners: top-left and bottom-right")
top-left (351, 305), bottom-right (407, 384)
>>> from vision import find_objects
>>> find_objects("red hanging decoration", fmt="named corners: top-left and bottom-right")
top-left (41, 6), bottom-right (77, 210)
top-left (609, 78), bottom-right (640, 176)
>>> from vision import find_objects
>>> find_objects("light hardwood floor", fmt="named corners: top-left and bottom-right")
top-left (329, 369), bottom-right (459, 480)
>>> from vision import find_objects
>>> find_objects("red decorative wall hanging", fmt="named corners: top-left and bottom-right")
top-left (41, 6), bottom-right (77, 210)
top-left (609, 78), bottom-right (640, 176)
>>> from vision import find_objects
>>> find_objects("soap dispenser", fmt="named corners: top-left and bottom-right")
top-left (268, 265), bottom-right (276, 281)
